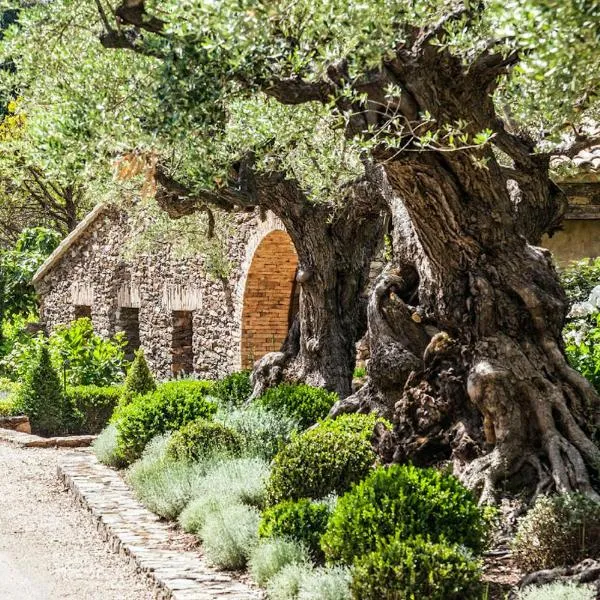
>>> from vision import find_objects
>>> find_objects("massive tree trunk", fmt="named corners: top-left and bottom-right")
top-left (331, 44), bottom-right (600, 502)
top-left (251, 177), bottom-right (385, 399)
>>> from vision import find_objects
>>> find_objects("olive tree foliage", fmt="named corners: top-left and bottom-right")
top-left (2, 0), bottom-right (600, 503)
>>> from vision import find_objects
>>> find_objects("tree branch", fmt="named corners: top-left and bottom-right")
top-left (548, 135), bottom-right (600, 159)
top-left (264, 77), bottom-right (335, 105)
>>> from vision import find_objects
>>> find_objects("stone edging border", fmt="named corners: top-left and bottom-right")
top-left (0, 427), bottom-right (96, 448)
top-left (58, 452), bottom-right (262, 600)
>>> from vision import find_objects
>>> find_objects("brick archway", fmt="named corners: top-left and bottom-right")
top-left (240, 230), bottom-right (299, 369)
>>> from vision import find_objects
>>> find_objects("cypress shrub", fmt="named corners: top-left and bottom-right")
top-left (16, 343), bottom-right (68, 436)
top-left (121, 349), bottom-right (156, 403)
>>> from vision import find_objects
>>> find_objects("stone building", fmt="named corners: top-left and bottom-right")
top-left (33, 204), bottom-right (300, 380)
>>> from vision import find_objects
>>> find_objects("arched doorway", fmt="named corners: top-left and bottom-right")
top-left (240, 230), bottom-right (299, 369)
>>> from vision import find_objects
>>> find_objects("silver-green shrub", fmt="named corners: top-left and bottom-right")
top-left (249, 538), bottom-right (310, 587)
top-left (513, 494), bottom-right (600, 570)
top-left (266, 563), bottom-right (312, 600)
top-left (93, 424), bottom-right (125, 468)
top-left (125, 434), bottom-right (205, 519)
top-left (199, 502), bottom-right (260, 570)
top-left (298, 566), bottom-right (352, 600)
top-left (196, 456), bottom-right (270, 507)
top-left (518, 583), bottom-right (596, 600)
top-left (178, 493), bottom-right (237, 534)
top-left (216, 404), bottom-right (298, 460)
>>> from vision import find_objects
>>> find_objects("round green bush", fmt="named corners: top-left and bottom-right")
top-left (113, 380), bottom-right (217, 464)
top-left (213, 371), bottom-right (252, 407)
top-left (513, 494), bottom-right (600, 571)
top-left (265, 415), bottom-right (384, 505)
top-left (321, 464), bottom-right (488, 564)
top-left (256, 383), bottom-right (338, 429)
top-left (351, 536), bottom-right (484, 600)
top-left (259, 498), bottom-right (332, 561)
top-left (167, 418), bottom-right (243, 462)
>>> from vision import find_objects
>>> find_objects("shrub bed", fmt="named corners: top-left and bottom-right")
top-left (321, 464), bottom-right (488, 564)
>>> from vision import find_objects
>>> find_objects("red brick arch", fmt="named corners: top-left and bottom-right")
top-left (240, 230), bottom-right (299, 369)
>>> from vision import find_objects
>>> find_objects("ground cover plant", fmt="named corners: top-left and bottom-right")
top-left (216, 403), bottom-right (298, 460)
top-left (249, 538), bottom-right (310, 587)
top-left (517, 583), bottom-right (596, 600)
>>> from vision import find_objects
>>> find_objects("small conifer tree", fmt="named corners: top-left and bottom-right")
top-left (16, 343), bottom-right (67, 436)
top-left (122, 349), bottom-right (156, 403)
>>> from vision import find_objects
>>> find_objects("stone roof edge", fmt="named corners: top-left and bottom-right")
top-left (32, 203), bottom-right (109, 286)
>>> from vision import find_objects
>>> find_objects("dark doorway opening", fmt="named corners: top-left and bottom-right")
top-left (74, 305), bottom-right (92, 320)
top-left (172, 311), bottom-right (194, 376)
top-left (117, 307), bottom-right (141, 362)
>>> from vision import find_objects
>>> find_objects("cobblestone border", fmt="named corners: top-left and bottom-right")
top-left (58, 452), bottom-right (262, 600)
top-left (0, 427), bottom-right (96, 448)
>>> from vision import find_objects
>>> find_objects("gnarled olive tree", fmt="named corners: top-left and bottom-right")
top-left (4, 0), bottom-right (600, 502)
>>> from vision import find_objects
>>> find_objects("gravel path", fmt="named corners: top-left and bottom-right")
top-left (0, 441), bottom-right (154, 600)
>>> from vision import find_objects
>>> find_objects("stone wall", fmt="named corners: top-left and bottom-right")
top-left (35, 206), bottom-right (297, 381)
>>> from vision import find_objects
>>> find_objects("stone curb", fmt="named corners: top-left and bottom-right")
top-left (0, 427), bottom-right (96, 448)
top-left (57, 452), bottom-right (262, 600)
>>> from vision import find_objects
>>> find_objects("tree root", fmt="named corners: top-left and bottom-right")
top-left (516, 559), bottom-right (600, 598)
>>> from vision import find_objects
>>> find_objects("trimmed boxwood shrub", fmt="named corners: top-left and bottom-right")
top-left (167, 418), bottom-right (243, 462)
top-left (321, 464), bottom-right (488, 564)
top-left (265, 414), bottom-right (385, 505)
top-left (213, 371), bottom-right (252, 407)
top-left (259, 498), bottom-right (332, 561)
top-left (256, 383), bottom-right (338, 429)
top-left (351, 536), bottom-right (484, 600)
top-left (66, 385), bottom-right (122, 434)
top-left (513, 494), bottom-right (600, 571)
top-left (113, 380), bottom-right (217, 463)
top-left (121, 349), bottom-right (156, 403)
